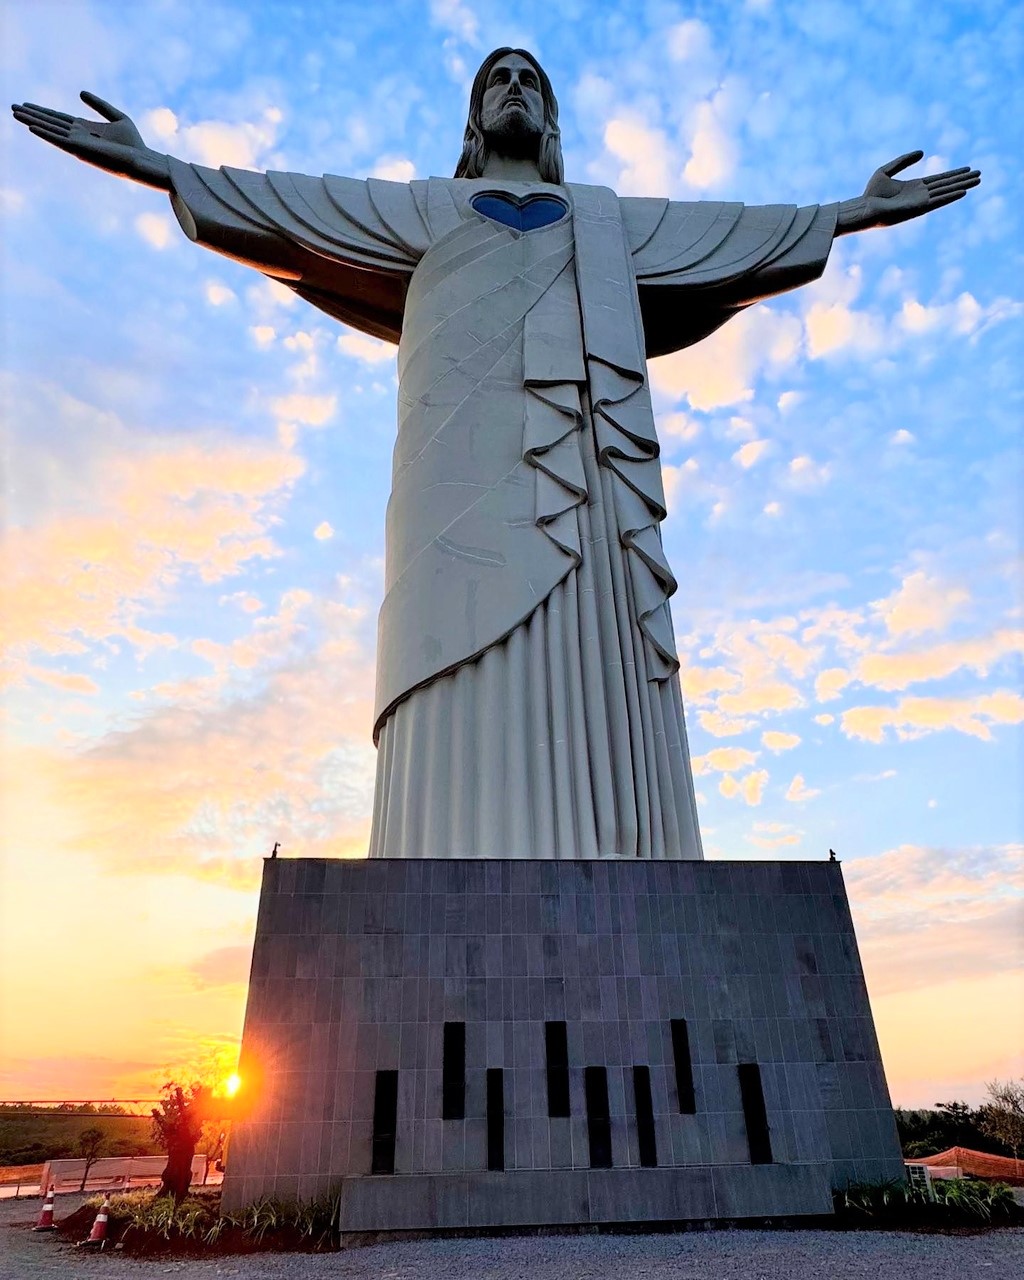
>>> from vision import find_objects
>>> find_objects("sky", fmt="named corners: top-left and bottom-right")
top-left (0, 0), bottom-right (1021, 1111)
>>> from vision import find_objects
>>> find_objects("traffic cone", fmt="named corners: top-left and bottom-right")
top-left (78, 1195), bottom-right (110, 1248)
top-left (32, 1184), bottom-right (57, 1232)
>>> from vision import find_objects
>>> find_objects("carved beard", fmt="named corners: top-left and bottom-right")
top-left (480, 99), bottom-right (544, 161)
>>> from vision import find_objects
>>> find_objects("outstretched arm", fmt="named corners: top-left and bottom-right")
top-left (836, 149), bottom-right (980, 236)
top-left (12, 92), bottom-right (171, 191)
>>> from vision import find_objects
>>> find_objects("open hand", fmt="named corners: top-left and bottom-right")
top-left (861, 150), bottom-right (980, 227)
top-left (11, 91), bottom-right (170, 190)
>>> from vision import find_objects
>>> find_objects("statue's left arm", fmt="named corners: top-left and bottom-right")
top-left (834, 149), bottom-right (980, 236)
top-left (627, 150), bottom-right (979, 359)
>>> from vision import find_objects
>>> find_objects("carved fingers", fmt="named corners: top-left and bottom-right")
top-left (922, 166), bottom-right (982, 208)
top-left (881, 149), bottom-right (925, 178)
top-left (12, 91), bottom-right (144, 155)
top-left (78, 90), bottom-right (128, 122)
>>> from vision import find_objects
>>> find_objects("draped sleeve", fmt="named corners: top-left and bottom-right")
top-left (621, 198), bottom-right (839, 358)
top-left (166, 160), bottom-right (433, 342)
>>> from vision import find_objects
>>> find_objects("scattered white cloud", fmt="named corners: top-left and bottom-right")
top-left (815, 667), bottom-right (852, 702)
top-left (204, 281), bottom-right (236, 307)
top-left (841, 691), bottom-right (1024, 743)
top-left (135, 212), bottom-right (174, 250)
top-left (761, 730), bottom-right (800, 752)
top-left (872, 571), bottom-right (970, 639)
top-left (250, 325), bottom-right (276, 347)
top-left (372, 157), bottom-right (416, 182)
top-left (649, 306), bottom-right (801, 410)
top-left (691, 746), bottom-right (759, 774)
top-left (314, 521), bottom-right (334, 541)
top-left (732, 439), bottom-right (770, 468)
top-left (337, 333), bottom-right (397, 364)
top-left (785, 773), bottom-right (821, 803)
top-left (719, 769), bottom-right (769, 805)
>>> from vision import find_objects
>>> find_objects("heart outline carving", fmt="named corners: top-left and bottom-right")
top-left (471, 192), bottom-right (568, 233)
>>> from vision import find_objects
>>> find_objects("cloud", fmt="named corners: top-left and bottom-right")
top-left (855, 629), bottom-right (1024, 692)
top-left (186, 945), bottom-right (251, 990)
top-left (683, 91), bottom-right (738, 190)
top-left (143, 105), bottom-right (282, 170)
top-left (898, 292), bottom-right (1022, 339)
top-left (658, 412), bottom-right (701, 443)
top-left (372, 157), bottom-right (416, 182)
top-left (746, 820), bottom-right (803, 849)
top-left (429, 0), bottom-right (479, 44)
top-left (603, 115), bottom-right (675, 196)
top-left (732, 439), bottom-right (770, 468)
top-left (691, 746), bottom-right (759, 774)
top-left (841, 691), bottom-right (1024, 743)
top-left (337, 333), bottom-right (397, 364)
top-left (204, 281), bottom-right (236, 307)
top-left (135, 212), bottom-right (174, 250)
top-left (815, 667), bottom-right (852, 702)
top-left (269, 392), bottom-right (337, 427)
top-left (871, 571), bottom-right (971, 638)
top-left (719, 769), bottom-right (769, 805)
top-left (697, 709), bottom-right (755, 737)
top-left (250, 325), bottom-right (275, 347)
top-left (845, 843), bottom-right (1024, 996)
top-left (890, 428), bottom-right (915, 445)
top-left (2, 422), bottom-right (304, 659)
top-left (763, 501), bottom-right (781, 516)
top-left (814, 713), bottom-right (835, 725)
top-left (787, 455), bottom-right (831, 487)
top-left (785, 773), bottom-right (820, 802)
top-left (314, 521), bottom-right (334, 540)
top-left (27, 667), bottom-right (100, 696)
top-left (761, 730), bottom-right (800, 752)
top-left (649, 305), bottom-right (801, 410)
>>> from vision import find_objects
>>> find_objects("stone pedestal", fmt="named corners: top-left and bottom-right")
top-left (222, 858), bottom-right (903, 1227)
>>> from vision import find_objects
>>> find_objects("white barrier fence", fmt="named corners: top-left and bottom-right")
top-left (38, 1154), bottom-right (209, 1196)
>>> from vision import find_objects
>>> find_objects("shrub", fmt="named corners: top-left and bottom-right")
top-left (833, 1176), bottom-right (1018, 1227)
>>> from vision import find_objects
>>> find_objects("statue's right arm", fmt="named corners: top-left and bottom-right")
top-left (12, 91), bottom-right (308, 279)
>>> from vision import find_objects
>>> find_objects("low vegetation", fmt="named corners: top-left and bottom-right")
top-left (66, 1188), bottom-right (339, 1254)
top-left (833, 1177), bottom-right (1019, 1227)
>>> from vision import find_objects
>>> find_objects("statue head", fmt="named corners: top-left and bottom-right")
top-left (455, 48), bottom-right (564, 184)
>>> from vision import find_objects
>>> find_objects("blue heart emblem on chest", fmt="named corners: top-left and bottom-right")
top-left (471, 192), bottom-right (568, 232)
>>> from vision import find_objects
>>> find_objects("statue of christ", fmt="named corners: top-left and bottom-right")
top-left (13, 49), bottom-right (979, 860)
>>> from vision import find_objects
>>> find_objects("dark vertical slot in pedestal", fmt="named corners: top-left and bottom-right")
top-left (670, 1017), bottom-right (697, 1114)
top-left (486, 1068), bottom-right (505, 1171)
top-left (632, 1065), bottom-right (658, 1167)
top-left (545, 1020), bottom-right (571, 1117)
top-left (371, 1070), bottom-right (398, 1175)
top-left (442, 1021), bottom-right (466, 1120)
top-left (584, 1066), bottom-right (613, 1168)
top-left (737, 1062), bottom-right (773, 1164)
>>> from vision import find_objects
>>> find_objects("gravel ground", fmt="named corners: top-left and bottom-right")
top-left (3, 1194), bottom-right (1022, 1280)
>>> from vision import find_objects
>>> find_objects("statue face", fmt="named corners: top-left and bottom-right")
top-left (479, 53), bottom-right (545, 154)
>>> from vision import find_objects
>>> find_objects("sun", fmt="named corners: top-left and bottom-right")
top-left (224, 1072), bottom-right (241, 1098)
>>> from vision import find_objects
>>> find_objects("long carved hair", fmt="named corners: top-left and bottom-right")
top-left (454, 48), bottom-right (564, 184)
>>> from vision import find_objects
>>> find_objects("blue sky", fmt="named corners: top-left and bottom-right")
top-left (1, 0), bottom-right (1021, 1106)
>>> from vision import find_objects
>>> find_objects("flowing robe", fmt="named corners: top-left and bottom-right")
top-left (167, 162), bottom-right (837, 859)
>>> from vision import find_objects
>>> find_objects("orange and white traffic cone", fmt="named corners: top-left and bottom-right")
top-left (32, 1184), bottom-right (57, 1232)
top-left (78, 1194), bottom-right (110, 1248)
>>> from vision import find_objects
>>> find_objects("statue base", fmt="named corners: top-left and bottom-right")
top-left (222, 858), bottom-right (903, 1228)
